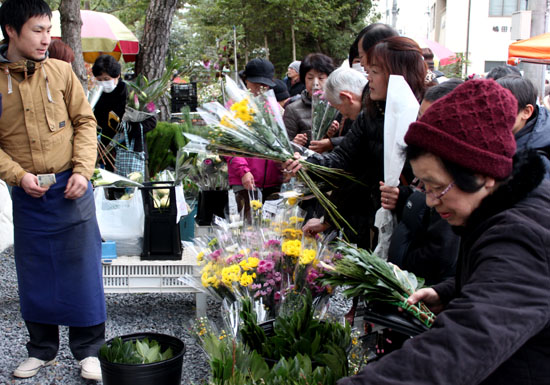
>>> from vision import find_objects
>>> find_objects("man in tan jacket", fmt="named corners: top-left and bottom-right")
top-left (0, 0), bottom-right (105, 380)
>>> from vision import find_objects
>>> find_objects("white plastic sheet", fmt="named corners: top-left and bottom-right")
top-left (373, 75), bottom-right (419, 260)
top-left (0, 180), bottom-right (13, 252)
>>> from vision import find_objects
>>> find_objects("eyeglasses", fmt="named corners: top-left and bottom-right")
top-left (411, 178), bottom-right (455, 201)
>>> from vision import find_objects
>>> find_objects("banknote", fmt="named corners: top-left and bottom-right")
top-left (37, 173), bottom-right (56, 188)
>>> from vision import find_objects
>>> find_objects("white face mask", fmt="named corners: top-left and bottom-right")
top-left (98, 79), bottom-right (117, 93)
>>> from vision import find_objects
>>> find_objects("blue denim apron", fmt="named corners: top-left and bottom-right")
top-left (12, 169), bottom-right (106, 327)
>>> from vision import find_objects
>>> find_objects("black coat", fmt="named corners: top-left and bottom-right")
top-left (94, 80), bottom-right (128, 147)
top-left (338, 150), bottom-right (550, 385)
top-left (308, 107), bottom-right (385, 249)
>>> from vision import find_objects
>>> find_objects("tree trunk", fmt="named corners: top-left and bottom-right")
top-left (291, 24), bottom-right (296, 62)
top-left (135, 0), bottom-right (178, 121)
top-left (59, 0), bottom-right (87, 91)
top-left (264, 34), bottom-right (269, 60)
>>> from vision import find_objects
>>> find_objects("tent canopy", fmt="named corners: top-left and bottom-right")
top-left (508, 32), bottom-right (550, 65)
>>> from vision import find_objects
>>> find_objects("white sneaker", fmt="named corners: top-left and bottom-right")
top-left (13, 357), bottom-right (54, 378)
top-left (79, 356), bottom-right (102, 381)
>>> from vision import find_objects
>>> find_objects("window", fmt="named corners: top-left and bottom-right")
top-left (501, 26), bottom-right (508, 32)
top-left (489, 0), bottom-right (528, 16)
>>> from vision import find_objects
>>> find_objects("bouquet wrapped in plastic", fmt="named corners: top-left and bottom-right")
top-left (311, 89), bottom-right (339, 141)
top-left (185, 75), bottom-right (358, 235)
top-left (182, 198), bottom-right (338, 319)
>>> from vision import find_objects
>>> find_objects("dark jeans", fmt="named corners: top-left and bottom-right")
top-left (25, 321), bottom-right (105, 361)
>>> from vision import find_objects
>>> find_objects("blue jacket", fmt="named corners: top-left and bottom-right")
top-left (515, 105), bottom-right (550, 177)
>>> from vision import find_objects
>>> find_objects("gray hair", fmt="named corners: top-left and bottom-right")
top-left (324, 67), bottom-right (367, 104)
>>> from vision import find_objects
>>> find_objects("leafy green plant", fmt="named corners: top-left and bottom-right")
top-left (146, 121), bottom-right (186, 177)
top-left (99, 337), bottom-right (174, 364)
top-left (320, 241), bottom-right (435, 327)
top-left (127, 65), bottom-right (175, 112)
top-left (239, 291), bottom-right (351, 380)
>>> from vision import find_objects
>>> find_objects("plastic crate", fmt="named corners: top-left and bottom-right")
top-left (171, 82), bottom-right (197, 99)
top-left (102, 262), bottom-right (199, 293)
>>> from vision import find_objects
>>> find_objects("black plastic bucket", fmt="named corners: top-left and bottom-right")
top-left (99, 332), bottom-right (185, 385)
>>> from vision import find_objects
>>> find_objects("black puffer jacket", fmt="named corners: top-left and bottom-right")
top-left (308, 107), bottom-right (385, 249)
top-left (338, 150), bottom-right (550, 385)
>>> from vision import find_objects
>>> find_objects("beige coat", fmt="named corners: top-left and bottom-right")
top-left (0, 55), bottom-right (97, 186)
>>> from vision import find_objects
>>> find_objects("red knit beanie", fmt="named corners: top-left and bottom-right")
top-left (405, 79), bottom-right (517, 179)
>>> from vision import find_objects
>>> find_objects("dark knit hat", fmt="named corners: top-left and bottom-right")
top-left (273, 79), bottom-right (290, 101)
top-left (405, 79), bottom-right (517, 180)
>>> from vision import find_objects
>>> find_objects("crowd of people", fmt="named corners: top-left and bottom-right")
top-left (236, 18), bottom-right (550, 385)
top-left (0, 0), bottom-right (549, 383)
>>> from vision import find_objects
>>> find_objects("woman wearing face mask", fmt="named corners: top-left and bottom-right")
top-left (92, 54), bottom-right (128, 171)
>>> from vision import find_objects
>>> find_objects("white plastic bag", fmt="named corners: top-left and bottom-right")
top-left (0, 180), bottom-right (13, 252)
top-left (94, 187), bottom-right (144, 256)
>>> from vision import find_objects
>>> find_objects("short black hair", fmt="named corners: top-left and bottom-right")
top-left (496, 75), bottom-right (536, 112)
top-left (485, 64), bottom-right (521, 80)
top-left (424, 78), bottom-right (464, 102)
top-left (0, 0), bottom-right (52, 44)
top-left (299, 53), bottom-right (335, 84)
top-left (361, 23), bottom-right (399, 55)
top-left (92, 55), bottom-right (122, 78)
top-left (405, 144), bottom-right (487, 191)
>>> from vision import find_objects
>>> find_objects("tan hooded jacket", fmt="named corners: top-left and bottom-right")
top-left (0, 50), bottom-right (97, 186)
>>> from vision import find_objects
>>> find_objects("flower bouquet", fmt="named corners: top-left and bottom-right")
top-left (311, 89), bottom-right (339, 141)
top-left (320, 241), bottom-right (436, 328)
top-left (186, 75), bottom-right (359, 236)
top-left (183, 201), bottom-right (337, 319)
top-left (175, 152), bottom-right (229, 192)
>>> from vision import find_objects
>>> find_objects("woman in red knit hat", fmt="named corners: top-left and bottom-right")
top-left (338, 79), bottom-right (550, 385)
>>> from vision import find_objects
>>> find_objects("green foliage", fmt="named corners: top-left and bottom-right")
top-left (183, 0), bottom-right (378, 77)
top-left (440, 53), bottom-right (468, 80)
top-left (146, 120), bottom-right (186, 177)
top-left (127, 66), bottom-right (174, 112)
top-left (99, 337), bottom-right (174, 364)
top-left (320, 242), bottom-right (435, 328)
top-left (239, 292), bottom-right (351, 381)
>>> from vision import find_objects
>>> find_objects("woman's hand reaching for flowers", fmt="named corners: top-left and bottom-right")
top-left (282, 152), bottom-right (302, 177)
top-left (242, 172), bottom-right (255, 190)
top-left (293, 133), bottom-right (308, 146)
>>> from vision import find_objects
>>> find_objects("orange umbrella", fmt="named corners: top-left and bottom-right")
top-left (508, 32), bottom-right (550, 65)
top-left (50, 10), bottom-right (139, 63)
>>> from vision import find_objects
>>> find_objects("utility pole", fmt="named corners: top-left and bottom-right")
top-left (392, 0), bottom-right (398, 29)
top-left (524, 0), bottom-right (547, 101)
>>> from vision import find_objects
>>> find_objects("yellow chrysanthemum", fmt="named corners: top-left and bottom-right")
top-left (239, 257), bottom-right (259, 271)
top-left (221, 264), bottom-right (241, 286)
top-left (230, 98), bottom-right (254, 123)
top-left (299, 249), bottom-right (316, 265)
top-left (289, 216), bottom-right (305, 225)
top-left (239, 272), bottom-right (256, 287)
top-left (282, 239), bottom-right (302, 257)
top-left (287, 197), bottom-right (297, 206)
top-left (220, 115), bottom-right (235, 129)
top-left (196, 251), bottom-right (206, 263)
top-left (250, 200), bottom-right (263, 211)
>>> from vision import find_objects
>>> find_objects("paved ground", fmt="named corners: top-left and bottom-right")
top-left (0, 246), bottom-right (215, 385)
